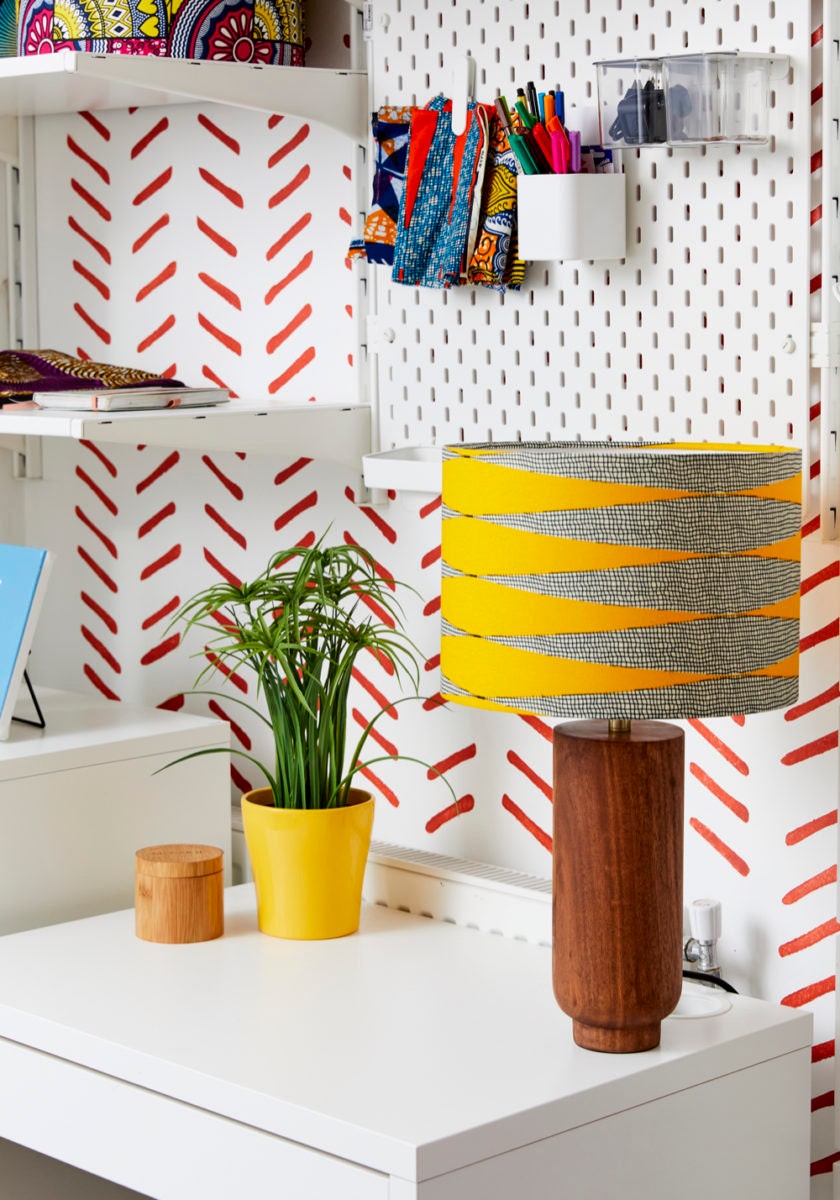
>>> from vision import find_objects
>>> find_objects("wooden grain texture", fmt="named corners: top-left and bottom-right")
top-left (135, 845), bottom-right (224, 944)
top-left (135, 844), bottom-right (224, 878)
top-left (552, 720), bottom-right (684, 1053)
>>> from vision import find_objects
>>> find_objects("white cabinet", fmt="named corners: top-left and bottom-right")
top-left (0, 686), bottom-right (230, 934)
top-left (0, 892), bottom-right (814, 1199)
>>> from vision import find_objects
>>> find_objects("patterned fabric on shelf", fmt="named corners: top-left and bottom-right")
top-left (17, 0), bottom-right (305, 63)
top-left (0, 350), bottom-right (183, 402)
top-left (0, 0), bottom-right (14, 54)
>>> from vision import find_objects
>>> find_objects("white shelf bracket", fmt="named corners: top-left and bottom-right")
top-left (10, 435), bottom-right (42, 481)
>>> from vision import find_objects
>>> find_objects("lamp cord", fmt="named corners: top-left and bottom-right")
top-left (682, 968), bottom-right (739, 994)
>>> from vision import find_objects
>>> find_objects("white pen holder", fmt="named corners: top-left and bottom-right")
top-left (517, 172), bottom-right (627, 262)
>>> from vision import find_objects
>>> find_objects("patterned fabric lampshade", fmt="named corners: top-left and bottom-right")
top-left (440, 440), bottom-right (802, 1054)
top-left (441, 440), bottom-right (801, 720)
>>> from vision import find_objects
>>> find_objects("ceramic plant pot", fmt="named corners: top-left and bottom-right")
top-left (241, 787), bottom-right (374, 939)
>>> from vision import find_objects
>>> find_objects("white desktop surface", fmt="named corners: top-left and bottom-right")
top-left (0, 686), bottom-right (227, 778)
top-left (0, 886), bottom-right (812, 1187)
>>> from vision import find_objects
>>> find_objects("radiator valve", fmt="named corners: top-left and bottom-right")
top-left (684, 898), bottom-right (723, 977)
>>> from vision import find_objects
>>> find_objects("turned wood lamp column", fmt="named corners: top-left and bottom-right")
top-left (553, 719), bottom-right (684, 1053)
top-left (440, 440), bottom-right (803, 1053)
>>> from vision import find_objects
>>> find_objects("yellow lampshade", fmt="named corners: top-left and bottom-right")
top-left (441, 441), bottom-right (802, 721)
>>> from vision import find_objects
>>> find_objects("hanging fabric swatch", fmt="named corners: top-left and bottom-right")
top-left (391, 95), bottom-right (489, 289)
top-left (357, 105), bottom-right (414, 266)
top-left (467, 113), bottom-right (525, 291)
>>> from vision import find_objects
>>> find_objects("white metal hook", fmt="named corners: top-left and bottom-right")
top-left (450, 54), bottom-right (476, 136)
top-left (832, 279), bottom-right (840, 306)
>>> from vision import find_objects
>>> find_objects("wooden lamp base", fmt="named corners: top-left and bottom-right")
top-left (552, 720), bottom-right (685, 1053)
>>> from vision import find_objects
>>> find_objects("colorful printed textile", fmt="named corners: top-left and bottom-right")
top-left (0, 0), bottom-right (15, 54)
top-left (392, 95), bottom-right (488, 289)
top-left (467, 114), bottom-right (525, 292)
top-left (0, 350), bottom-right (183, 401)
top-left (359, 105), bottom-right (413, 266)
top-left (18, 0), bottom-right (305, 63)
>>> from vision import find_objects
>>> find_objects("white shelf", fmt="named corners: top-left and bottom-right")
top-left (362, 445), bottom-right (442, 492)
top-left (0, 400), bottom-right (371, 466)
top-left (0, 53), bottom-right (368, 139)
top-left (1, 685), bottom-right (227, 779)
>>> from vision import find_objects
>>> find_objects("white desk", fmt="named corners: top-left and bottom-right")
top-left (0, 886), bottom-right (812, 1200)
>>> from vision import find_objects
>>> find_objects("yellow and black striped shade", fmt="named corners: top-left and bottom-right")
top-left (441, 441), bottom-right (802, 720)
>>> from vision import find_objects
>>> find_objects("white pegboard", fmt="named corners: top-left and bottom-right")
top-left (367, 2), bottom-right (812, 461)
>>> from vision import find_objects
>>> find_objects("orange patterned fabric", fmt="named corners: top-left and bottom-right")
top-left (467, 115), bottom-right (525, 290)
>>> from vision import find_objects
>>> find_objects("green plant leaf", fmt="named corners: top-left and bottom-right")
top-left (165, 532), bottom-right (451, 811)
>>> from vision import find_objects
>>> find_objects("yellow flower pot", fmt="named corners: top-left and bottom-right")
top-left (240, 787), bottom-right (375, 939)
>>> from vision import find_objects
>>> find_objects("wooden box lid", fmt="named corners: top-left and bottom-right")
top-left (135, 844), bottom-right (223, 879)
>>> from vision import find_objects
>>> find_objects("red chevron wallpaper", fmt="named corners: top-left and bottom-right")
top-left (16, 11), bottom-right (839, 1194)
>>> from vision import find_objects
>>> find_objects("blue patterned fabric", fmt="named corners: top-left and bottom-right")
top-left (365, 107), bottom-right (413, 266)
top-left (392, 95), bottom-right (486, 290)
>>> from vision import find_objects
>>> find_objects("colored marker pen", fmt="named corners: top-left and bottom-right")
top-left (568, 130), bottom-right (581, 173)
top-left (526, 81), bottom-right (540, 119)
top-left (554, 89), bottom-right (565, 125)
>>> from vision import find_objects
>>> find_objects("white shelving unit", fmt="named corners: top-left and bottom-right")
top-left (0, 50), bottom-right (370, 465)
top-left (0, 52), bottom-right (368, 139)
top-left (0, 401), bottom-right (371, 466)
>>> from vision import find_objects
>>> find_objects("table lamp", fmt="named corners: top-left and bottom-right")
top-left (440, 441), bottom-right (802, 1053)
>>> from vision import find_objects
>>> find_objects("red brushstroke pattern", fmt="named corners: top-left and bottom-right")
top-left (426, 795), bottom-right (475, 833)
top-left (689, 761), bottom-right (749, 822)
top-left (786, 811), bottom-right (838, 846)
top-left (688, 817), bottom-right (750, 877)
top-left (359, 765), bottom-right (399, 808)
top-left (501, 794), bottom-right (552, 852)
top-left (782, 867), bottom-right (837, 906)
top-left (507, 749), bottom-right (552, 801)
top-left (687, 720), bottom-right (749, 775)
top-left (779, 919), bottom-right (840, 958)
top-left (427, 744), bottom-right (476, 779)
top-left (82, 591), bottom-right (118, 636)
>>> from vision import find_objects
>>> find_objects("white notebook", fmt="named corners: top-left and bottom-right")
top-left (32, 386), bottom-right (230, 412)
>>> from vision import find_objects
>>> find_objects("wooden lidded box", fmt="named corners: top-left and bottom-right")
top-left (135, 844), bottom-right (224, 944)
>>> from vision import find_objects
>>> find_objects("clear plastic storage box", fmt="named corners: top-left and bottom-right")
top-left (662, 53), bottom-right (774, 144)
top-left (596, 58), bottom-right (667, 148)
top-left (596, 52), bottom-right (783, 148)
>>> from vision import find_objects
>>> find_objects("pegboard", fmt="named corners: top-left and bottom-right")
top-left (366, 1), bottom-right (812, 460)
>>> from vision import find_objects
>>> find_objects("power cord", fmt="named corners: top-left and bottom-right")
top-left (682, 968), bottom-right (739, 994)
